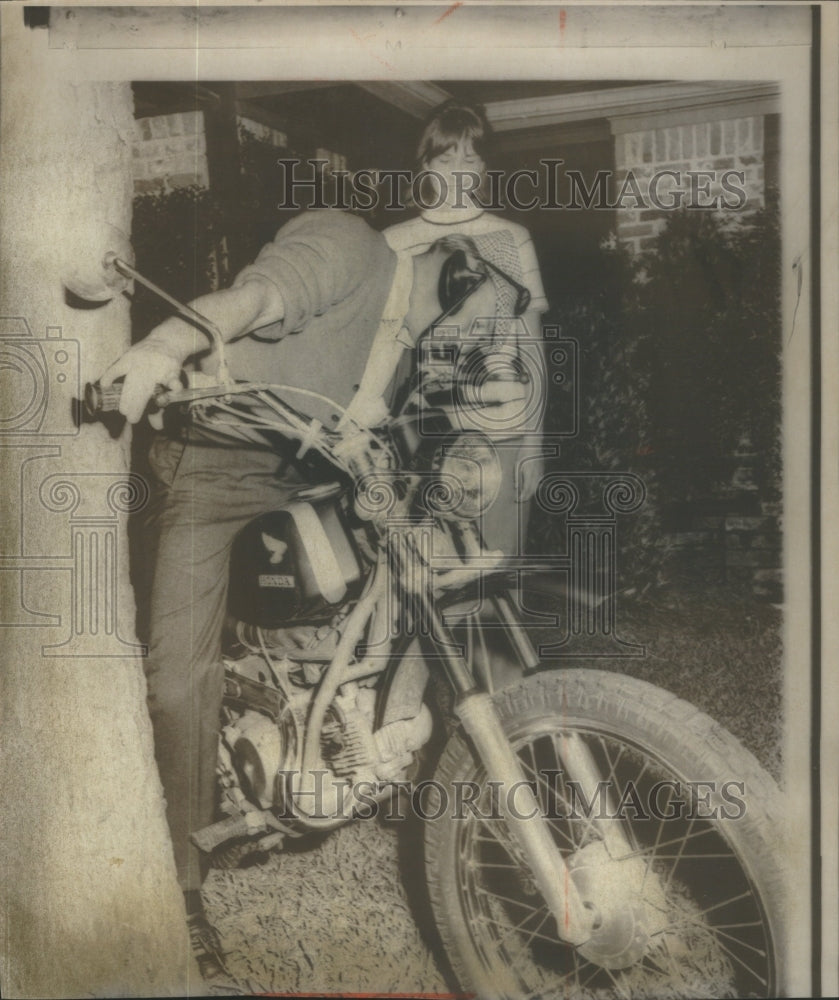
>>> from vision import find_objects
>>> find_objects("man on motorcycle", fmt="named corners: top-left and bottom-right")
top-left (98, 208), bottom-right (508, 980)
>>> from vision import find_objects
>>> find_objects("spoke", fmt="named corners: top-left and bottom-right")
top-left (503, 908), bottom-right (553, 973)
top-left (600, 734), bottom-right (624, 782)
top-left (637, 950), bottom-right (674, 978)
top-left (690, 887), bottom-right (757, 920)
top-left (594, 963), bottom-right (633, 1000)
top-left (474, 818), bottom-right (519, 856)
top-left (639, 852), bottom-right (745, 860)
top-left (607, 747), bottom-right (650, 856)
top-left (569, 948), bottom-right (584, 990)
top-left (475, 912), bottom-right (565, 949)
top-left (641, 781), bottom-right (678, 891)
top-left (492, 901), bottom-right (551, 953)
top-left (668, 914), bottom-right (767, 958)
top-left (708, 932), bottom-right (769, 987)
top-left (658, 930), bottom-right (687, 983)
top-left (660, 891), bottom-right (752, 927)
top-left (474, 884), bottom-right (547, 918)
top-left (611, 821), bottom-right (719, 862)
top-left (708, 923), bottom-right (768, 959)
top-left (472, 833), bottom-right (518, 851)
top-left (516, 749), bottom-right (571, 811)
top-left (661, 814), bottom-right (695, 895)
top-left (578, 957), bottom-right (607, 991)
top-left (535, 942), bottom-right (594, 994)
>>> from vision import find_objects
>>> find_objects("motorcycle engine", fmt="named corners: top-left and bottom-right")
top-left (220, 651), bottom-right (432, 820)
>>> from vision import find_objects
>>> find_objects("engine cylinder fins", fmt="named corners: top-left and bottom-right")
top-left (322, 704), bottom-right (434, 780)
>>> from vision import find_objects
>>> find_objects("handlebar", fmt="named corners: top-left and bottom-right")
top-left (82, 378), bottom-right (393, 484)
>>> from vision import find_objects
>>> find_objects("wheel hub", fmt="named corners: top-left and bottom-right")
top-left (568, 841), bottom-right (666, 970)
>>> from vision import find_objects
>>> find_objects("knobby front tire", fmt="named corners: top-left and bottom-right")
top-left (425, 670), bottom-right (787, 1000)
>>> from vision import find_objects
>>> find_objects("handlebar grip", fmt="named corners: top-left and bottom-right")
top-left (83, 381), bottom-right (122, 416)
top-left (83, 380), bottom-right (174, 418)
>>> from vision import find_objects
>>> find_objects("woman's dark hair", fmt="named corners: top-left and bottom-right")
top-left (416, 99), bottom-right (492, 167)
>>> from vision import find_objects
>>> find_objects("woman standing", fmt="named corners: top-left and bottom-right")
top-left (384, 100), bottom-right (548, 555)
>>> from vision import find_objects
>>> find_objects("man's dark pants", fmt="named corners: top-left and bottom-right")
top-left (144, 432), bottom-right (302, 891)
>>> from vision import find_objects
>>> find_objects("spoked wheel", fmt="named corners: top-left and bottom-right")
top-left (426, 670), bottom-right (786, 1000)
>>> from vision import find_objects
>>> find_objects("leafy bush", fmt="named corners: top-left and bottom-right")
top-left (532, 203), bottom-right (782, 592)
top-left (130, 186), bottom-right (225, 338)
top-left (631, 207), bottom-right (782, 503)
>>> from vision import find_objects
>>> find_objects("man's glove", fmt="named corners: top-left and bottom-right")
top-left (99, 337), bottom-right (185, 424)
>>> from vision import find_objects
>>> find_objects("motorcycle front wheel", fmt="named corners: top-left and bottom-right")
top-left (426, 670), bottom-right (786, 1000)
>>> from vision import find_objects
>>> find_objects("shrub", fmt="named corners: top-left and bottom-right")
top-left (130, 186), bottom-right (225, 338)
top-left (631, 206), bottom-right (782, 504)
top-left (532, 203), bottom-right (782, 593)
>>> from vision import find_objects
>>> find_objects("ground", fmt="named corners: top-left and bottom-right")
top-left (202, 584), bottom-right (783, 996)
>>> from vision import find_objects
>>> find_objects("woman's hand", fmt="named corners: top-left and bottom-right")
top-left (515, 438), bottom-right (545, 502)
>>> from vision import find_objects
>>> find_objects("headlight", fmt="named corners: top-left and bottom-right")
top-left (427, 432), bottom-right (503, 520)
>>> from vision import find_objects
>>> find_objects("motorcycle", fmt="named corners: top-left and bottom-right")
top-left (83, 255), bottom-right (787, 999)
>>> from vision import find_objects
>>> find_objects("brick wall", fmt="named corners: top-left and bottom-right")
top-left (614, 114), bottom-right (765, 254)
top-left (133, 112), bottom-right (300, 194)
top-left (238, 115), bottom-right (288, 149)
top-left (133, 110), bottom-right (208, 193)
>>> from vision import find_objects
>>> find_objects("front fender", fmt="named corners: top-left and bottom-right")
top-left (435, 565), bottom-right (603, 621)
top-left (376, 568), bottom-right (598, 728)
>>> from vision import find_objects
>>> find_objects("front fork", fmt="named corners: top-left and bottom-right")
top-left (425, 597), bottom-right (596, 947)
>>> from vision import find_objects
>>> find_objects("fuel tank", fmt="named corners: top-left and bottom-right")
top-left (228, 482), bottom-right (365, 627)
